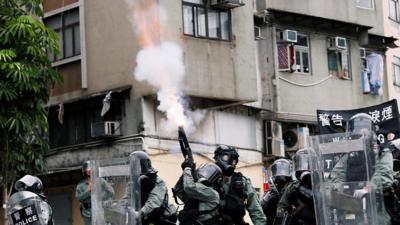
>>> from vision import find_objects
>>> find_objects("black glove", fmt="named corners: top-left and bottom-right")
top-left (181, 158), bottom-right (195, 170)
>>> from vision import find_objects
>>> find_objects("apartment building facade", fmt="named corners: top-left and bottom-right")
top-left (383, 0), bottom-right (400, 103)
top-left (31, 0), bottom-right (264, 225)
top-left (253, 0), bottom-right (396, 161)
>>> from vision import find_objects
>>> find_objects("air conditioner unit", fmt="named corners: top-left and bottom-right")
top-left (277, 30), bottom-right (298, 43)
top-left (265, 121), bottom-right (285, 156)
top-left (254, 26), bottom-right (263, 40)
top-left (328, 37), bottom-right (347, 50)
top-left (210, 0), bottom-right (244, 9)
top-left (91, 121), bottom-right (122, 138)
top-left (283, 126), bottom-right (309, 152)
top-left (360, 48), bottom-right (366, 59)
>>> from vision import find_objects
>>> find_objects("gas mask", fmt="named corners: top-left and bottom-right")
top-left (273, 176), bottom-right (291, 187)
top-left (215, 153), bottom-right (237, 176)
top-left (296, 171), bottom-right (312, 188)
top-left (214, 145), bottom-right (239, 176)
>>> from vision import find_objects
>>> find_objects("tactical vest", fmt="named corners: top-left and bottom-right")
top-left (141, 177), bottom-right (173, 225)
top-left (287, 182), bottom-right (316, 225)
top-left (261, 190), bottom-right (280, 225)
top-left (346, 150), bottom-right (375, 182)
top-left (178, 199), bottom-right (218, 225)
top-left (219, 172), bottom-right (248, 225)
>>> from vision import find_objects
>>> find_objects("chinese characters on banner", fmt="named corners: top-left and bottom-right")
top-left (317, 100), bottom-right (400, 172)
top-left (317, 99), bottom-right (399, 143)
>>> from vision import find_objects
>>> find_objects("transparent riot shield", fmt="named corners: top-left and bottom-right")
top-left (7, 191), bottom-right (51, 225)
top-left (309, 132), bottom-right (379, 225)
top-left (91, 156), bottom-right (141, 225)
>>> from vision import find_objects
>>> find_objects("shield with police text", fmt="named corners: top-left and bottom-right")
top-left (309, 132), bottom-right (381, 225)
top-left (91, 156), bottom-right (141, 225)
top-left (7, 191), bottom-right (51, 225)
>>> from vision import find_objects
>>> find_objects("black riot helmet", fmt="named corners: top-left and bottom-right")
top-left (130, 151), bottom-right (157, 176)
top-left (271, 159), bottom-right (292, 178)
top-left (196, 163), bottom-right (223, 187)
top-left (346, 113), bottom-right (377, 135)
top-left (271, 159), bottom-right (293, 186)
top-left (15, 175), bottom-right (44, 197)
top-left (82, 161), bottom-right (91, 178)
top-left (213, 145), bottom-right (239, 176)
top-left (293, 148), bottom-right (314, 186)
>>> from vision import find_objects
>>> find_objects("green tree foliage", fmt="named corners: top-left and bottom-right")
top-left (0, 0), bottom-right (62, 193)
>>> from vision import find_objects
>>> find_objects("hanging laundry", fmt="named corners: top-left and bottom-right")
top-left (361, 69), bottom-right (371, 94)
top-left (366, 53), bottom-right (383, 95)
top-left (57, 103), bottom-right (64, 125)
top-left (101, 91), bottom-right (112, 117)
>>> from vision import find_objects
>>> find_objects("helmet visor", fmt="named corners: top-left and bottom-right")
top-left (348, 118), bottom-right (373, 134)
top-left (294, 154), bottom-right (311, 172)
top-left (271, 160), bottom-right (292, 177)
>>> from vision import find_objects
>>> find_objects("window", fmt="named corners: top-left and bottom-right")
top-left (182, 0), bottom-right (231, 41)
top-left (294, 34), bottom-right (310, 74)
top-left (389, 0), bottom-right (399, 22)
top-left (44, 8), bottom-right (80, 62)
top-left (48, 94), bottom-right (123, 148)
top-left (327, 43), bottom-right (351, 79)
top-left (277, 31), bottom-right (310, 74)
top-left (393, 56), bottom-right (400, 87)
top-left (356, 0), bottom-right (374, 9)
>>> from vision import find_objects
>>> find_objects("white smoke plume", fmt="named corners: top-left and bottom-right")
top-left (129, 0), bottom-right (206, 134)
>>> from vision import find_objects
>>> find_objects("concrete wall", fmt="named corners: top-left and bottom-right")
top-left (50, 0), bottom-right (258, 105)
top-left (142, 98), bottom-right (263, 162)
top-left (160, 1), bottom-right (258, 102)
top-left (276, 33), bottom-right (386, 118)
top-left (382, 0), bottom-right (400, 104)
top-left (266, 0), bottom-right (384, 35)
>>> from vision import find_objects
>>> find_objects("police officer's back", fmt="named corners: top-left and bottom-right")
top-left (177, 160), bottom-right (222, 225)
top-left (123, 151), bottom-right (177, 225)
top-left (8, 175), bottom-right (54, 225)
top-left (276, 148), bottom-right (315, 225)
top-left (261, 159), bottom-right (293, 225)
top-left (213, 145), bottom-right (267, 225)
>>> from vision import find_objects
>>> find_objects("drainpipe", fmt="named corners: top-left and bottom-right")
top-left (272, 26), bottom-right (281, 117)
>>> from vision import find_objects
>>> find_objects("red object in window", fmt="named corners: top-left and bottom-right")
top-left (278, 44), bottom-right (289, 70)
top-left (289, 44), bottom-right (295, 70)
top-left (278, 44), bottom-right (295, 72)
top-left (263, 182), bottom-right (270, 192)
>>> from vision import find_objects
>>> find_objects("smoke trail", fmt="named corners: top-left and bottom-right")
top-left (128, 0), bottom-right (205, 134)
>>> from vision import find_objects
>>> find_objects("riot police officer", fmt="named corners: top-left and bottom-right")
top-left (123, 151), bottom-right (177, 225)
top-left (76, 161), bottom-right (114, 225)
top-left (261, 159), bottom-right (293, 225)
top-left (329, 113), bottom-right (393, 225)
top-left (8, 175), bottom-right (54, 225)
top-left (213, 145), bottom-right (267, 225)
top-left (177, 160), bottom-right (222, 225)
top-left (275, 148), bottom-right (315, 225)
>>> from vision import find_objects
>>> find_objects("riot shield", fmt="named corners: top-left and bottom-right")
top-left (91, 156), bottom-right (141, 225)
top-left (309, 132), bottom-right (379, 225)
top-left (7, 191), bottom-right (51, 225)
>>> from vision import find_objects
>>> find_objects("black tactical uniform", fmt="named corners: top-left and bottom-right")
top-left (13, 175), bottom-right (54, 225)
top-left (214, 145), bottom-right (267, 225)
top-left (123, 151), bottom-right (177, 225)
top-left (261, 159), bottom-right (293, 225)
top-left (275, 148), bottom-right (315, 225)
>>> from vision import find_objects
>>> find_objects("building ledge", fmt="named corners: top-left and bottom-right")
top-left (267, 8), bottom-right (371, 36)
